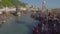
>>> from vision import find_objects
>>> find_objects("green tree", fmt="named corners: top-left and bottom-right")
top-left (0, 0), bottom-right (26, 8)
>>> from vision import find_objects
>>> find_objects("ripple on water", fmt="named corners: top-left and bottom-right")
top-left (0, 13), bottom-right (38, 34)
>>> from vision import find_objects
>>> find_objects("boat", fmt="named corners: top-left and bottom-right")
top-left (17, 12), bottom-right (21, 16)
top-left (0, 20), bottom-right (6, 24)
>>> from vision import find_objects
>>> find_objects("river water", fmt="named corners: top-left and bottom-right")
top-left (0, 13), bottom-right (38, 34)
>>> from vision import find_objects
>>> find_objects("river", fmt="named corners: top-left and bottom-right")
top-left (0, 13), bottom-right (38, 34)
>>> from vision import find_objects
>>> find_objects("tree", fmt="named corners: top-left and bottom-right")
top-left (0, 0), bottom-right (26, 8)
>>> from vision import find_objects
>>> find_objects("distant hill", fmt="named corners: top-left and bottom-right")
top-left (0, 0), bottom-right (26, 8)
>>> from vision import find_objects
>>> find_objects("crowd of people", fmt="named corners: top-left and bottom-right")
top-left (0, 11), bottom-right (12, 25)
top-left (31, 10), bottom-right (60, 34)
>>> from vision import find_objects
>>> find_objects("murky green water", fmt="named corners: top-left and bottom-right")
top-left (0, 13), bottom-right (38, 34)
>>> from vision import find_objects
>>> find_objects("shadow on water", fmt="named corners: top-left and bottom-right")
top-left (0, 22), bottom-right (5, 28)
top-left (0, 24), bottom-right (2, 28)
top-left (15, 20), bottom-right (27, 24)
top-left (25, 22), bottom-right (39, 34)
top-left (25, 24), bottom-right (33, 34)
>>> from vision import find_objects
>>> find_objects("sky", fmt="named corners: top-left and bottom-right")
top-left (19, 0), bottom-right (60, 9)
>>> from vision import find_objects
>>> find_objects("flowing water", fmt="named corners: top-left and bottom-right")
top-left (0, 13), bottom-right (38, 34)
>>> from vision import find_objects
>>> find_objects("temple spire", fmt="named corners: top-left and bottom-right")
top-left (42, 0), bottom-right (46, 12)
